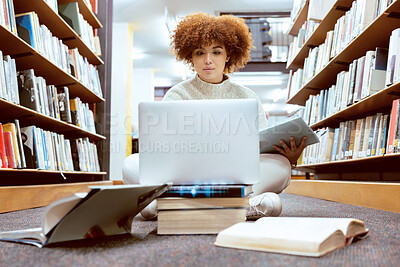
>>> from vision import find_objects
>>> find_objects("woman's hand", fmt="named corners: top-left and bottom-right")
top-left (272, 136), bottom-right (307, 165)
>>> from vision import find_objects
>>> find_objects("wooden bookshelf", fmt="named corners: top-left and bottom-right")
top-left (0, 24), bottom-right (104, 103)
top-left (0, 181), bottom-right (112, 213)
top-left (0, 98), bottom-right (105, 142)
top-left (0, 0), bottom-right (111, 190)
top-left (296, 153), bottom-right (400, 173)
top-left (285, 180), bottom-right (400, 212)
top-left (287, 0), bottom-right (354, 69)
top-left (287, 0), bottom-right (309, 36)
top-left (310, 82), bottom-right (400, 129)
top-left (0, 168), bottom-right (107, 187)
top-left (288, 1), bottom-right (400, 105)
top-left (13, 0), bottom-right (103, 65)
top-left (59, 0), bottom-right (102, 29)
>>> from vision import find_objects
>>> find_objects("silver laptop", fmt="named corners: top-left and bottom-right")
top-left (138, 99), bottom-right (260, 185)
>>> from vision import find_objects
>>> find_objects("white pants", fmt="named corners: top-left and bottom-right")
top-left (122, 153), bottom-right (291, 195)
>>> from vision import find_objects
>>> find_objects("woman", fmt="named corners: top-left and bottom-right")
top-left (122, 12), bottom-right (306, 219)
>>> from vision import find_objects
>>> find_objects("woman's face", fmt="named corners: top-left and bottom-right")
top-left (191, 43), bottom-right (229, 84)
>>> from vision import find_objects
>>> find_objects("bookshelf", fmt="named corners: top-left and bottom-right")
top-left (288, 0), bottom-right (400, 105)
top-left (287, 0), bottom-right (354, 69)
top-left (287, 1), bottom-right (400, 178)
top-left (287, 0), bottom-right (309, 36)
top-left (0, 0), bottom-right (112, 194)
top-left (13, 0), bottom-right (103, 65)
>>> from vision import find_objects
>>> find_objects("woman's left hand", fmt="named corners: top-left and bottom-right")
top-left (272, 136), bottom-right (307, 165)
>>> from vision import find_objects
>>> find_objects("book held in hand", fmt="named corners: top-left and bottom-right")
top-left (259, 117), bottom-right (319, 153)
top-left (0, 184), bottom-right (170, 247)
top-left (214, 217), bottom-right (369, 257)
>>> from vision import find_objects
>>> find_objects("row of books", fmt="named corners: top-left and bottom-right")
top-left (301, 99), bottom-right (399, 165)
top-left (69, 48), bottom-right (102, 97)
top-left (4, 67), bottom-right (97, 134)
top-left (0, 0), bottom-right (17, 34)
top-left (287, 19), bottom-right (320, 64)
top-left (301, 47), bottom-right (388, 125)
top-left (0, 51), bottom-right (19, 104)
top-left (157, 184), bottom-right (252, 235)
top-left (14, 12), bottom-right (102, 97)
top-left (70, 97), bottom-right (96, 134)
top-left (0, 121), bottom-right (100, 172)
top-left (288, 25), bottom-right (397, 100)
top-left (288, 0), bottom-right (307, 28)
top-left (287, 0), bottom-right (393, 69)
top-left (16, 11), bottom-right (71, 75)
top-left (58, 2), bottom-right (96, 53)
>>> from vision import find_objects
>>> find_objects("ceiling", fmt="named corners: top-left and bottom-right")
top-left (113, 0), bottom-right (298, 116)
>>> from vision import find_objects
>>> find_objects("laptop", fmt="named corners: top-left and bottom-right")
top-left (138, 99), bottom-right (260, 185)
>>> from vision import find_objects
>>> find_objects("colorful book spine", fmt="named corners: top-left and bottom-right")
top-left (161, 185), bottom-right (253, 198)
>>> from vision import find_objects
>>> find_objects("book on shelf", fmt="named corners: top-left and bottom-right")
top-left (386, 98), bottom-right (400, 154)
top-left (59, 2), bottom-right (96, 52)
top-left (2, 122), bottom-right (21, 168)
top-left (58, 2), bottom-right (82, 36)
top-left (57, 87), bottom-right (72, 123)
top-left (259, 116), bottom-right (319, 154)
top-left (302, 110), bottom-right (391, 164)
top-left (15, 12), bottom-right (38, 50)
top-left (214, 217), bottom-right (369, 257)
top-left (3, 131), bottom-right (16, 168)
top-left (2, 0), bottom-right (17, 34)
top-left (0, 184), bottom-right (171, 248)
top-left (0, 123), bottom-right (7, 168)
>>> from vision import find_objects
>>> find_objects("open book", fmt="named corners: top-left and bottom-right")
top-left (214, 217), bottom-right (369, 257)
top-left (0, 184), bottom-right (170, 247)
top-left (259, 117), bottom-right (319, 153)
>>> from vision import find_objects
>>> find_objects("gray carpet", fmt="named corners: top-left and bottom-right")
top-left (0, 193), bottom-right (399, 267)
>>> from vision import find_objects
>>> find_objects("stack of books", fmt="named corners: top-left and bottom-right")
top-left (157, 184), bottom-right (252, 235)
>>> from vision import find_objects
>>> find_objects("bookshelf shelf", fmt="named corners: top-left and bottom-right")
top-left (13, 0), bottom-right (103, 65)
top-left (288, 0), bottom-right (309, 36)
top-left (287, 0), bottom-right (354, 70)
top-left (296, 153), bottom-right (400, 173)
top-left (0, 24), bottom-right (103, 103)
top-left (59, 0), bottom-right (102, 29)
top-left (310, 82), bottom-right (400, 129)
top-left (287, 1), bottom-right (400, 105)
top-left (0, 168), bottom-right (106, 175)
top-left (0, 99), bottom-right (106, 142)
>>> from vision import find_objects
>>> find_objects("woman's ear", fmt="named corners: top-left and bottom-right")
top-left (226, 57), bottom-right (230, 62)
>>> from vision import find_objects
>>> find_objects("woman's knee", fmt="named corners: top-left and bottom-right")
top-left (122, 153), bottom-right (140, 184)
top-left (255, 154), bottom-right (291, 194)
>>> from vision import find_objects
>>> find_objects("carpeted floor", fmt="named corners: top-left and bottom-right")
top-left (0, 193), bottom-right (399, 267)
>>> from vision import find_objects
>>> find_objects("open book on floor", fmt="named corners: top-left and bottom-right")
top-left (0, 184), bottom-right (171, 248)
top-left (214, 217), bottom-right (369, 257)
top-left (259, 117), bottom-right (319, 153)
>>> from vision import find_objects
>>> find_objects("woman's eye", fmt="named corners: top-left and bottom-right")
top-left (213, 51), bottom-right (221, 55)
top-left (196, 51), bottom-right (204, 55)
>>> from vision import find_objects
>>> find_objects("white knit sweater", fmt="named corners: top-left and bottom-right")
top-left (162, 75), bottom-right (268, 130)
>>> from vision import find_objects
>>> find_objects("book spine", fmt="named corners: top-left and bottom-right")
top-left (0, 123), bottom-right (8, 168)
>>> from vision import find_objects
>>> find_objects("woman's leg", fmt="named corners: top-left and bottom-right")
top-left (122, 153), bottom-right (140, 184)
top-left (252, 154), bottom-right (292, 195)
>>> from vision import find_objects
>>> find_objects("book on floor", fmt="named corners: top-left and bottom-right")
top-left (0, 184), bottom-right (171, 247)
top-left (214, 217), bottom-right (369, 257)
top-left (259, 117), bottom-right (319, 153)
top-left (157, 196), bottom-right (250, 235)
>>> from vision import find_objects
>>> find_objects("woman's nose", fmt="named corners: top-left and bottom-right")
top-left (205, 53), bottom-right (212, 63)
